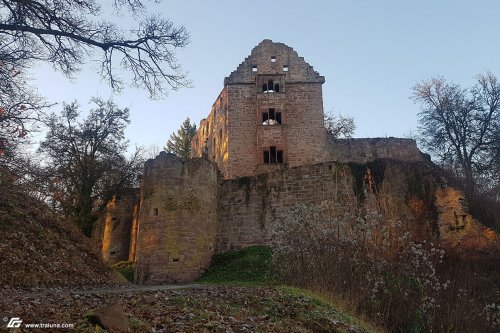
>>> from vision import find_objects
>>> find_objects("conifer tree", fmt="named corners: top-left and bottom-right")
top-left (165, 117), bottom-right (197, 161)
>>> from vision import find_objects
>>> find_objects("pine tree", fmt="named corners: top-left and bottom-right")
top-left (165, 117), bottom-right (197, 161)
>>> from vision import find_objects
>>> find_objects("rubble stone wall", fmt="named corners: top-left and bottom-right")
top-left (98, 190), bottom-right (140, 265)
top-left (327, 136), bottom-right (424, 163)
top-left (134, 153), bottom-right (218, 284)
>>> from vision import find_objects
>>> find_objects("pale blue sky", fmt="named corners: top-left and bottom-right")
top-left (33, 0), bottom-right (500, 152)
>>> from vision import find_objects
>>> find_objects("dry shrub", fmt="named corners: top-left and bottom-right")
top-left (271, 197), bottom-right (499, 332)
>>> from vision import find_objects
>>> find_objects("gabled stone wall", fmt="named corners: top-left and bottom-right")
top-left (191, 40), bottom-right (326, 179)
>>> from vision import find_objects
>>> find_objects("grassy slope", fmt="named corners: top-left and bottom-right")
top-left (197, 245), bottom-right (276, 285)
top-left (197, 245), bottom-right (383, 333)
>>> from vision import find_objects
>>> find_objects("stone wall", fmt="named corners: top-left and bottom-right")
top-left (110, 151), bottom-right (490, 284)
top-left (97, 190), bottom-right (140, 264)
top-left (216, 159), bottom-right (439, 252)
top-left (326, 136), bottom-right (424, 163)
top-left (226, 83), bottom-right (258, 179)
top-left (134, 152), bottom-right (219, 284)
top-left (285, 83), bottom-right (327, 167)
top-left (216, 162), bottom-right (354, 251)
top-left (190, 87), bottom-right (229, 176)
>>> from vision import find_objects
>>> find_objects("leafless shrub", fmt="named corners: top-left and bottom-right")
top-left (271, 198), bottom-right (498, 332)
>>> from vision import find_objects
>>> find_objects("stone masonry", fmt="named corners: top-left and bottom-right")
top-left (191, 39), bottom-right (327, 179)
top-left (95, 190), bottom-right (140, 265)
top-left (134, 152), bottom-right (218, 284)
top-left (94, 40), bottom-right (486, 285)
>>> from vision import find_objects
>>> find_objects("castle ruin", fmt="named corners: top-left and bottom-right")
top-left (94, 40), bottom-right (475, 285)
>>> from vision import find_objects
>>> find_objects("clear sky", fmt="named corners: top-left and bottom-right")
top-left (32, 0), bottom-right (500, 153)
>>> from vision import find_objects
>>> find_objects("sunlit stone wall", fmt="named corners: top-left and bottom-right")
top-left (134, 152), bottom-right (218, 284)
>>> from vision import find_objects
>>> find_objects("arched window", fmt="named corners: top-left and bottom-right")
top-left (274, 83), bottom-right (280, 92)
top-left (262, 83), bottom-right (268, 92)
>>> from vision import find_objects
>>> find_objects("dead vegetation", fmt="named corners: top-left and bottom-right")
top-left (0, 168), bottom-right (124, 288)
top-left (271, 196), bottom-right (500, 332)
top-left (0, 285), bottom-right (377, 333)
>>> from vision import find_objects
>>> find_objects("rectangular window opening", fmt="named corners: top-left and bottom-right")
top-left (252, 65), bottom-right (258, 72)
top-left (269, 108), bottom-right (275, 120)
top-left (263, 150), bottom-right (270, 164)
top-left (277, 150), bottom-right (283, 164)
top-left (262, 112), bottom-right (269, 123)
top-left (154, 208), bottom-right (158, 216)
top-left (270, 146), bottom-right (277, 164)
top-left (271, 56), bottom-right (276, 63)
top-left (262, 108), bottom-right (281, 125)
top-left (263, 146), bottom-right (284, 164)
top-left (283, 65), bottom-right (289, 72)
top-left (276, 112), bottom-right (282, 124)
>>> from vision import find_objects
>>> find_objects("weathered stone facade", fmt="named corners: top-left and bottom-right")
top-left (326, 136), bottom-right (425, 163)
top-left (96, 40), bottom-right (490, 285)
top-left (94, 190), bottom-right (140, 265)
top-left (216, 159), bottom-right (438, 252)
top-left (191, 39), bottom-right (327, 179)
top-left (134, 152), bottom-right (219, 284)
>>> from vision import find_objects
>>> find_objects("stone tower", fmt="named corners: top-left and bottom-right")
top-left (134, 152), bottom-right (219, 284)
top-left (191, 39), bottom-right (326, 179)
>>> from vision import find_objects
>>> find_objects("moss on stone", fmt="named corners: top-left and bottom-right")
top-left (111, 261), bottom-right (135, 282)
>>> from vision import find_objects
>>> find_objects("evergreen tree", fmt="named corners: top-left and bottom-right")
top-left (165, 117), bottom-right (197, 161)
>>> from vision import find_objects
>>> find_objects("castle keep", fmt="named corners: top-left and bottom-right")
top-left (190, 40), bottom-right (327, 179)
top-left (95, 40), bottom-right (474, 285)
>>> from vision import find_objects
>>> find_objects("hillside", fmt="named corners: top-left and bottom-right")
top-left (0, 175), bottom-right (124, 289)
top-left (0, 285), bottom-right (379, 333)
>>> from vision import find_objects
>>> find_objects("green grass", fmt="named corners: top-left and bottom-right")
top-left (197, 245), bottom-right (276, 285)
top-left (111, 261), bottom-right (135, 282)
top-left (279, 286), bottom-right (384, 333)
top-left (196, 246), bottom-right (383, 332)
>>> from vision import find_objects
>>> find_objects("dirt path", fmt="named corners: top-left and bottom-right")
top-left (72, 283), bottom-right (201, 294)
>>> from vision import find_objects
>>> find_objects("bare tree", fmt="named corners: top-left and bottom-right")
top-left (0, 0), bottom-right (190, 98)
top-left (324, 111), bottom-right (356, 139)
top-left (0, 59), bottom-right (49, 161)
top-left (412, 72), bottom-right (500, 198)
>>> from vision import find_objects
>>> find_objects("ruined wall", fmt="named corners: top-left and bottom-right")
top-left (115, 153), bottom-right (493, 284)
top-left (134, 152), bottom-right (219, 284)
top-left (225, 83), bottom-right (258, 179)
top-left (99, 190), bottom-right (140, 264)
top-left (326, 136), bottom-right (424, 163)
top-left (216, 159), bottom-right (440, 252)
top-left (190, 87), bottom-right (229, 175)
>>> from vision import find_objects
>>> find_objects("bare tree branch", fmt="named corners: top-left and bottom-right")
top-left (0, 0), bottom-right (190, 98)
